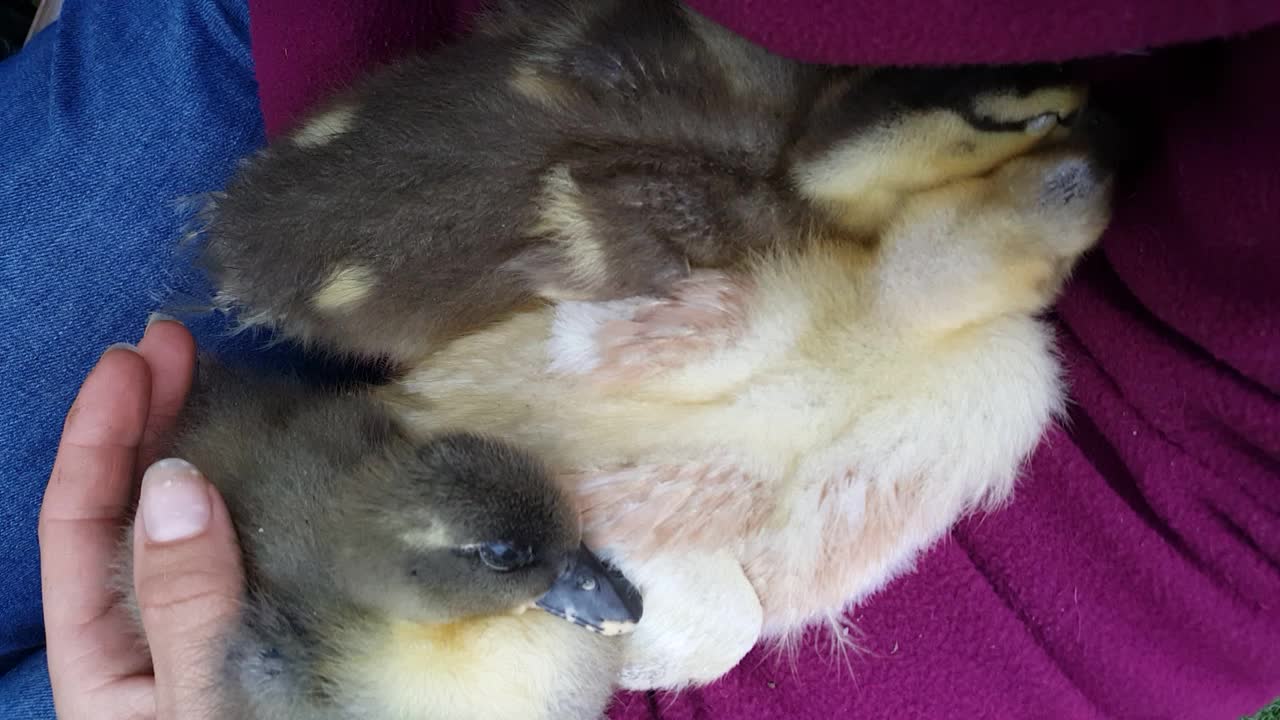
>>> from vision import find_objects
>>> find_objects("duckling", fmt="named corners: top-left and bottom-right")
top-left (374, 119), bottom-right (1117, 689)
top-left (111, 359), bottom-right (642, 720)
top-left (199, 0), bottom-right (1086, 367)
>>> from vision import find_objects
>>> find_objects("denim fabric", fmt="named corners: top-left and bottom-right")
top-left (0, 653), bottom-right (55, 717)
top-left (0, 0), bottom-right (266, 714)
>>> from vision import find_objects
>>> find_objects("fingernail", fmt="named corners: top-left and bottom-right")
top-left (146, 312), bottom-right (180, 329)
top-left (141, 459), bottom-right (212, 543)
top-left (1025, 112), bottom-right (1060, 134)
top-left (103, 342), bottom-right (138, 356)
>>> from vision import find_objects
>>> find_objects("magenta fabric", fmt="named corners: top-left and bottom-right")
top-left (247, 0), bottom-right (485, 139)
top-left (244, 2), bottom-right (1280, 718)
top-left (680, 0), bottom-right (1280, 66)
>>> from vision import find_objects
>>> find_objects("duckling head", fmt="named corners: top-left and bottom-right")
top-left (336, 431), bottom-right (642, 635)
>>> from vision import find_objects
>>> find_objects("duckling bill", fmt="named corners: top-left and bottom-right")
top-left (537, 543), bottom-right (644, 636)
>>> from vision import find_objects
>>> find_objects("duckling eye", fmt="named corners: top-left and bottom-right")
top-left (476, 542), bottom-right (534, 572)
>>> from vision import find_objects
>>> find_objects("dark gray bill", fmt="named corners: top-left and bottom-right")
top-left (535, 543), bottom-right (643, 636)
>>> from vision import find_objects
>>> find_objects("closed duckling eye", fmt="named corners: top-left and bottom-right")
top-left (466, 541), bottom-right (535, 572)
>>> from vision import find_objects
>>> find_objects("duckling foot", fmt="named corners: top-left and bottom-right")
top-left (607, 548), bottom-right (763, 691)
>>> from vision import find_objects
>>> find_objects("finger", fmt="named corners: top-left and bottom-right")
top-left (133, 458), bottom-right (244, 718)
top-left (135, 316), bottom-right (196, 470)
top-left (40, 345), bottom-right (156, 702)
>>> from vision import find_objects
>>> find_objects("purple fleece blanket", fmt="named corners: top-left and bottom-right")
top-left (246, 2), bottom-right (1280, 718)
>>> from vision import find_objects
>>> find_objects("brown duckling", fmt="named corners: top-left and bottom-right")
top-left (200, 0), bottom-right (1086, 368)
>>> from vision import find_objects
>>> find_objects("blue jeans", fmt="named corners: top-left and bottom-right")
top-left (0, 0), bottom-right (268, 714)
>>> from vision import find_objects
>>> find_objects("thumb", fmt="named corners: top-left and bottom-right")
top-left (133, 458), bottom-right (244, 719)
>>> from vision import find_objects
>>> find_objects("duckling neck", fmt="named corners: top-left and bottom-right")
top-left (337, 612), bottom-right (615, 720)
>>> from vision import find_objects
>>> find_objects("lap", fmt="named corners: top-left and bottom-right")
top-left (0, 0), bottom-right (265, 709)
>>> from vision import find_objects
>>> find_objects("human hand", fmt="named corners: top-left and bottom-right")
top-left (39, 318), bottom-right (245, 719)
